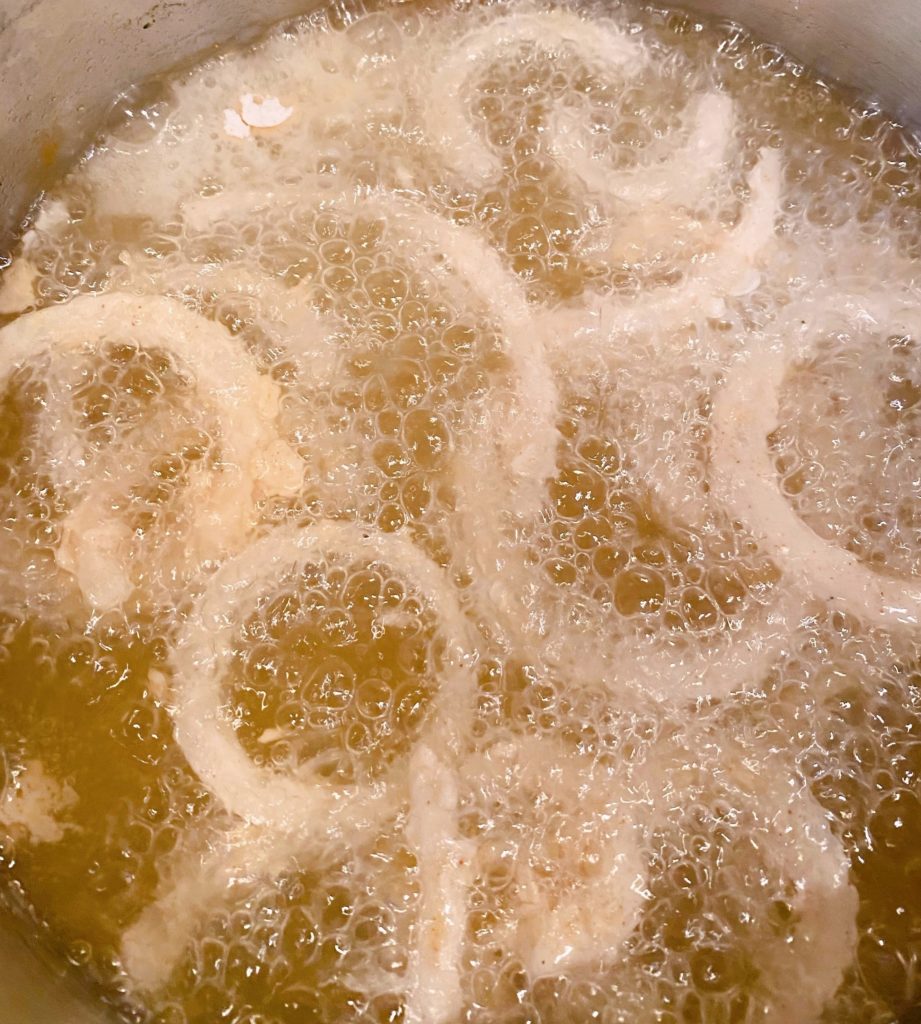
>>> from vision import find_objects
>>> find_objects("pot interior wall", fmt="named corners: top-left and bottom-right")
top-left (0, 0), bottom-right (919, 1020)
top-left (0, 916), bottom-right (105, 1023)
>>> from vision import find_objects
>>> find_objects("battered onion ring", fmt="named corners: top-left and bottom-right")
top-left (524, 581), bottom-right (802, 706)
top-left (0, 293), bottom-right (301, 609)
top-left (169, 519), bottom-right (477, 832)
top-left (588, 147), bottom-right (784, 340)
top-left (602, 587), bottom-right (804, 703)
top-left (123, 522), bottom-right (477, 996)
top-left (406, 730), bottom-right (648, 1022)
top-left (122, 259), bottom-right (344, 392)
top-left (598, 361), bottom-right (808, 704)
top-left (422, 9), bottom-right (644, 185)
top-left (711, 293), bottom-right (921, 628)
top-left (403, 743), bottom-right (475, 1024)
top-left (459, 397), bottom-right (799, 706)
top-left (719, 745), bottom-right (857, 1021)
top-left (424, 8), bottom-right (740, 227)
top-left (176, 187), bottom-right (561, 519)
top-left (631, 734), bottom-right (856, 1022)
top-left (469, 732), bottom-right (647, 980)
top-left (500, 149), bottom-right (784, 669)
top-left (552, 90), bottom-right (735, 208)
top-left (526, 146), bottom-right (782, 386)
top-left (325, 191), bottom-right (560, 519)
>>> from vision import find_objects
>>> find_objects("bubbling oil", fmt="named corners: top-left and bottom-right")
top-left (1, 2), bottom-right (921, 1023)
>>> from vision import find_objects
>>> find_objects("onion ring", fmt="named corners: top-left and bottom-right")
top-left (324, 191), bottom-right (560, 517)
top-left (169, 519), bottom-right (477, 832)
top-left (422, 9), bottom-right (643, 185)
top-left (552, 90), bottom-right (735, 208)
top-left (465, 732), bottom-right (647, 979)
top-left (403, 743), bottom-right (475, 1024)
top-left (459, 379), bottom-right (799, 706)
top-left (120, 822), bottom-right (303, 992)
top-left (0, 293), bottom-right (301, 609)
top-left (126, 521), bottom-right (478, 994)
top-left (600, 588), bottom-right (804, 703)
top-left (524, 145), bottom-right (782, 388)
top-left (719, 745), bottom-right (857, 1022)
top-left (586, 147), bottom-right (784, 341)
top-left (118, 259), bottom-right (344, 393)
top-left (711, 293), bottom-right (921, 628)
top-left (630, 732), bottom-right (857, 1022)
top-left (171, 187), bottom-right (561, 520)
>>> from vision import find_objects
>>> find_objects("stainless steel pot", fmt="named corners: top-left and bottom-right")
top-left (0, 0), bottom-right (919, 1019)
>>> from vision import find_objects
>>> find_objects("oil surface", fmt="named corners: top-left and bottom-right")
top-left (1, 2), bottom-right (921, 1023)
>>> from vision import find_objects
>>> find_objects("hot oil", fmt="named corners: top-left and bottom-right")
top-left (0, 1), bottom-right (920, 1023)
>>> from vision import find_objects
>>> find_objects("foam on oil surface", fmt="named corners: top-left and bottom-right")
top-left (1, 2), bottom-right (921, 1023)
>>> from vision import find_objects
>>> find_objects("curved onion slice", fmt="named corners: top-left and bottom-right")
top-left (402, 730), bottom-right (648, 1023)
top-left (631, 733), bottom-right (857, 1021)
top-left (340, 191), bottom-right (559, 514)
top-left (0, 293), bottom-right (301, 609)
top-left (120, 822), bottom-right (303, 992)
top-left (121, 259), bottom-right (343, 391)
top-left (501, 582), bottom-right (803, 706)
top-left (599, 587), bottom-right (804, 703)
top-left (590, 147), bottom-right (783, 340)
top-left (422, 9), bottom-right (643, 184)
top-left (403, 743), bottom-right (475, 1024)
top-left (467, 733), bottom-right (646, 979)
top-left (531, 146), bottom-right (782, 381)
top-left (179, 179), bottom-right (346, 232)
top-left (169, 519), bottom-right (477, 833)
top-left (711, 294), bottom-right (921, 629)
top-left (137, 522), bottom-right (478, 1002)
top-left (81, 26), bottom-right (407, 224)
top-left (720, 746), bottom-right (857, 1021)
top-left (460, 417), bottom-right (798, 708)
top-left (590, 364), bottom-right (808, 703)
top-left (296, 190), bottom-right (560, 523)
top-left (169, 187), bottom-right (561, 520)
top-left (552, 90), bottom-right (735, 208)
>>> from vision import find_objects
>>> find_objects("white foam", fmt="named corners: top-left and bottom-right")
top-left (0, 760), bottom-right (77, 844)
